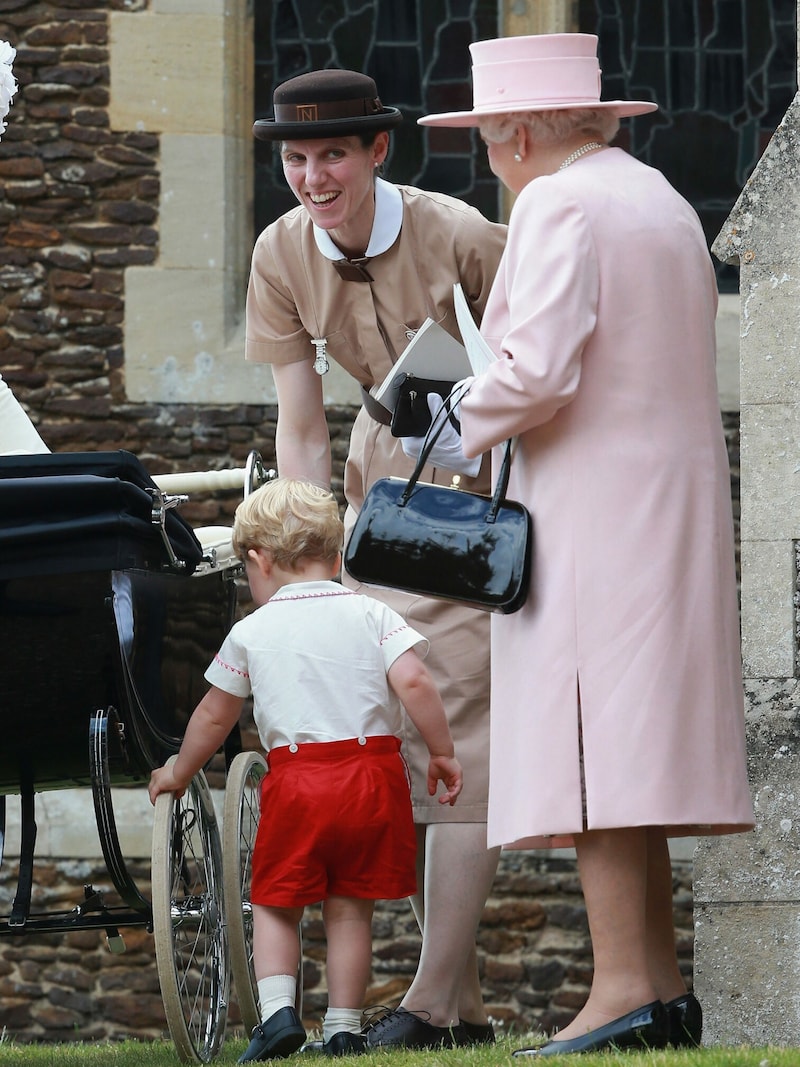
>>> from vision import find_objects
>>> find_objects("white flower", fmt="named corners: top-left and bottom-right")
top-left (0, 39), bottom-right (18, 139)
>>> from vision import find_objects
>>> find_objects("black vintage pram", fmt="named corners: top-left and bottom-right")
top-left (0, 449), bottom-right (272, 1062)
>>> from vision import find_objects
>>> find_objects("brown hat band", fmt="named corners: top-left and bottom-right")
top-left (274, 97), bottom-right (383, 123)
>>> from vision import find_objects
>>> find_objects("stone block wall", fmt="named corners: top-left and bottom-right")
top-left (0, 862), bottom-right (166, 1043)
top-left (0, 853), bottom-right (694, 1044)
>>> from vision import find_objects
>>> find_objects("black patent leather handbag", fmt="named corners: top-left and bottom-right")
top-left (344, 406), bottom-right (533, 614)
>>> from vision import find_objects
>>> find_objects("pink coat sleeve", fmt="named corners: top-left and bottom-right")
top-left (460, 181), bottom-right (599, 457)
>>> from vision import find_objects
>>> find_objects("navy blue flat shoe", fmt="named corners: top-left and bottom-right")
top-left (665, 992), bottom-right (702, 1047)
top-left (238, 1006), bottom-right (306, 1062)
top-left (513, 1000), bottom-right (669, 1057)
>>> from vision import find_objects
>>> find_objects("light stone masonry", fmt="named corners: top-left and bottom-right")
top-left (701, 28), bottom-right (800, 1033)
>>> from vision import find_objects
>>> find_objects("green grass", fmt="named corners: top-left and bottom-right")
top-left (0, 1035), bottom-right (797, 1066)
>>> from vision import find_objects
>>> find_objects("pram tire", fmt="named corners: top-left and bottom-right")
top-left (222, 750), bottom-right (303, 1033)
top-left (223, 750), bottom-right (266, 1034)
top-left (152, 762), bottom-right (229, 1063)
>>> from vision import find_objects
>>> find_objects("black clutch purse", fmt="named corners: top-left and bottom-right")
top-left (390, 374), bottom-right (456, 438)
top-left (344, 408), bottom-right (532, 614)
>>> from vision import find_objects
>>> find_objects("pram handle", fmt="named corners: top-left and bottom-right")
top-left (151, 451), bottom-right (276, 498)
top-left (152, 469), bottom-right (249, 494)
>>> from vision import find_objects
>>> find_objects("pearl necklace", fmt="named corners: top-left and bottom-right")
top-left (558, 142), bottom-right (605, 170)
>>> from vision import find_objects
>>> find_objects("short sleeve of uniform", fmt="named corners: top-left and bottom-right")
top-left (204, 627), bottom-right (252, 698)
top-left (245, 223), bottom-right (312, 367)
top-left (368, 599), bottom-right (429, 672)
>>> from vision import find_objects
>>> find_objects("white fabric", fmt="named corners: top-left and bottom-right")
top-left (400, 394), bottom-right (481, 476)
top-left (257, 975), bottom-right (296, 1022)
top-left (0, 39), bottom-right (18, 137)
top-left (312, 177), bottom-right (402, 260)
top-left (194, 525), bottom-right (237, 568)
top-left (0, 374), bottom-right (49, 455)
top-left (323, 1008), bottom-right (363, 1040)
top-left (204, 580), bottom-right (428, 752)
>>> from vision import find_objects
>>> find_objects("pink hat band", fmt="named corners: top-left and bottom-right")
top-left (472, 56), bottom-right (603, 114)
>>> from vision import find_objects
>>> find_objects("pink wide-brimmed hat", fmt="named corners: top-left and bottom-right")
top-left (418, 33), bottom-right (657, 127)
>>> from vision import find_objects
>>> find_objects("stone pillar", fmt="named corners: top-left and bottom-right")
top-left (107, 0), bottom-right (271, 405)
top-left (107, 0), bottom-right (361, 407)
top-left (695, 6), bottom-right (800, 1045)
top-left (503, 0), bottom-right (578, 36)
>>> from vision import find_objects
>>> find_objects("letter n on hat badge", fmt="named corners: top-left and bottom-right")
top-left (298, 104), bottom-right (318, 122)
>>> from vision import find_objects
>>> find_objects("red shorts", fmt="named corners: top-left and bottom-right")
top-left (250, 736), bottom-right (417, 908)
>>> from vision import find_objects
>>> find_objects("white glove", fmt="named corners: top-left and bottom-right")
top-left (452, 376), bottom-right (475, 405)
top-left (401, 393), bottom-right (481, 477)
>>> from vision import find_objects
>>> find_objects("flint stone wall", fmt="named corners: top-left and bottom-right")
top-left (0, 852), bottom-right (694, 1044)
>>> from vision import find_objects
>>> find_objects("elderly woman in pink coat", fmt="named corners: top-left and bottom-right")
top-left (412, 32), bottom-right (754, 1058)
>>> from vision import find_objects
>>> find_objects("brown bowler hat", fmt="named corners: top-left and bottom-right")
top-left (253, 69), bottom-right (403, 141)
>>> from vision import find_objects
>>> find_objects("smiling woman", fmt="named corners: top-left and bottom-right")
top-left (244, 67), bottom-right (508, 1052)
top-left (279, 135), bottom-right (389, 259)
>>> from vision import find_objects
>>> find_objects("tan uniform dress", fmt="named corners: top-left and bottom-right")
top-left (245, 183), bottom-right (507, 822)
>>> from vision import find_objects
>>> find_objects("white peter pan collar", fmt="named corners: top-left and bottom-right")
top-left (312, 178), bottom-right (403, 261)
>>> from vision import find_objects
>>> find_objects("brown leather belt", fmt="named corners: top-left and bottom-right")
top-left (360, 386), bottom-right (392, 426)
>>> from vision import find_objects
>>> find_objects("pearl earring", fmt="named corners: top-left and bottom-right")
top-left (514, 152), bottom-right (522, 162)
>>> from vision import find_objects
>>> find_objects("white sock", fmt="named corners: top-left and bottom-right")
top-left (323, 1007), bottom-right (363, 1041)
top-left (257, 974), bottom-right (297, 1023)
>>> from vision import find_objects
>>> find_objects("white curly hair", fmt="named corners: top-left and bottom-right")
top-left (478, 107), bottom-right (620, 147)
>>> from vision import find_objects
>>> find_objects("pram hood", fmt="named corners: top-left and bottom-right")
top-left (0, 450), bottom-right (203, 579)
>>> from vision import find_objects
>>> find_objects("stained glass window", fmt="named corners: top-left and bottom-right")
top-left (254, 2), bottom-right (797, 291)
top-left (254, 0), bottom-right (500, 232)
top-left (579, 0), bottom-right (797, 290)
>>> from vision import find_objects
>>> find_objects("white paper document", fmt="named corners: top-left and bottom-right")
top-left (453, 283), bottom-right (497, 376)
top-left (373, 317), bottom-right (471, 413)
top-left (372, 291), bottom-right (498, 415)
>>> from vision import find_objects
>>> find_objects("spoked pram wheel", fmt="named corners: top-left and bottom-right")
top-left (152, 760), bottom-right (229, 1063)
top-left (223, 751), bottom-right (303, 1035)
top-left (223, 750), bottom-right (265, 1034)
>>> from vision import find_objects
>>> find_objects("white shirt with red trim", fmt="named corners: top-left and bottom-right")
top-left (204, 580), bottom-right (428, 752)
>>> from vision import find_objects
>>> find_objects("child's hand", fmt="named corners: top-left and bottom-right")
top-left (148, 763), bottom-right (189, 805)
top-left (427, 756), bottom-right (463, 806)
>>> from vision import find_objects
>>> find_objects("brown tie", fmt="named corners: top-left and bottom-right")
top-left (332, 257), bottom-right (373, 282)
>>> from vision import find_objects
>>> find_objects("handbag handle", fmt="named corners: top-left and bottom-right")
top-left (399, 389), bottom-right (513, 525)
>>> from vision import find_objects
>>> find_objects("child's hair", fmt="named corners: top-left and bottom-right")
top-left (232, 477), bottom-right (343, 571)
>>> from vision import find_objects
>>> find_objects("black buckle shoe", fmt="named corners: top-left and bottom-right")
top-left (513, 1000), bottom-right (669, 1057)
top-left (364, 1007), bottom-right (467, 1049)
top-left (238, 1006), bottom-right (306, 1062)
top-left (322, 1032), bottom-right (367, 1056)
